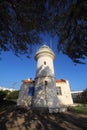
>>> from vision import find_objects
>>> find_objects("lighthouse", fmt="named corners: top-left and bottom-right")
top-left (32, 45), bottom-right (59, 111)
top-left (17, 44), bottom-right (73, 112)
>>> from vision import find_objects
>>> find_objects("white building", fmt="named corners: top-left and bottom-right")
top-left (56, 79), bottom-right (73, 105)
top-left (0, 86), bottom-right (16, 91)
top-left (17, 45), bottom-right (73, 112)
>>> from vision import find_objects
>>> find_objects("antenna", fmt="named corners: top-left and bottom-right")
top-left (43, 42), bottom-right (47, 45)
top-left (11, 82), bottom-right (17, 90)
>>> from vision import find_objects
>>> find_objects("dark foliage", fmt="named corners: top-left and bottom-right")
top-left (82, 88), bottom-right (87, 103)
top-left (6, 90), bottom-right (19, 99)
top-left (0, 0), bottom-right (87, 63)
top-left (0, 90), bottom-right (7, 100)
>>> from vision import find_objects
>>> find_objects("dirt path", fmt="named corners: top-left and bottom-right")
top-left (0, 102), bottom-right (87, 130)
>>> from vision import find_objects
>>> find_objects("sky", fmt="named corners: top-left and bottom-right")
top-left (0, 35), bottom-right (87, 91)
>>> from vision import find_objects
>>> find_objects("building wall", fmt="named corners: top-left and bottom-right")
top-left (17, 81), bottom-right (34, 107)
top-left (17, 79), bottom-right (73, 107)
top-left (36, 56), bottom-right (55, 78)
top-left (32, 77), bottom-right (59, 108)
top-left (56, 80), bottom-right (73, 106)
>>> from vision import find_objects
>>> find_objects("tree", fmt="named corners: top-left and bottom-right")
top-left (0, 0), bottom-right (87, 63)
top-left (0, 90), bottom-right (7, 100)
top-left (82, 88), bottom-right (87, 103)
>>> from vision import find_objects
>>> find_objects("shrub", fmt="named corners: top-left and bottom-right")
top-left (6, 90), bottom-right (19, 100)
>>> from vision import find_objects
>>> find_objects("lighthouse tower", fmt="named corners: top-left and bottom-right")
top-left (33, 45), bottom-right (59, 111)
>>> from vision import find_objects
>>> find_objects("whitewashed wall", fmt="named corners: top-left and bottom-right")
top-left (32, 77), bottom-right (59, 108)
top-left (56, 80), bottom-right (73, 106)
top-left (17, 82), bottom-right (33, 107)
top-left (36, 56), bottom-right (55, 78)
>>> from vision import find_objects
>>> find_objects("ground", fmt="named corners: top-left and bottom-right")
top-left (0, 101), bottom-right (87, 130)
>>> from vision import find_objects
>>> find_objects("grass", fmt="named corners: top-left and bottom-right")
top-left (71, 104), bottom-right (87, 114)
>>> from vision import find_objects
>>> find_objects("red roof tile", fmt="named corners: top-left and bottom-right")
top-left (22, 79), bottom-right (33, 83)
top-left (22, 79), bottom-right (66, 83)
top-left (56, 79), bottom-right (66, 83)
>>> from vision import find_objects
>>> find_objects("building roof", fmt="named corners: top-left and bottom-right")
top-left (22, 79), bottom-right (66, 83)
top-left (22, 78), bottom-right (33, 83)
top-left (56, 79), bottom-right (66, 83)
top-left (71, 91), bottom-right (83, 94)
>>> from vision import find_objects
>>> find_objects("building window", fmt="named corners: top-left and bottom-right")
top-left (57, 87), bottom-right (62, 95)
top-left (28, 87), bottom-right (34, 96)
top-left (44, 61), bottom-right (46, 65)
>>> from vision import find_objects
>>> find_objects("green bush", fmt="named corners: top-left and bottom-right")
top-left (6, 90), bottom-right (19, 100)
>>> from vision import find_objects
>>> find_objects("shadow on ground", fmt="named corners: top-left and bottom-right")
top-left (0, 100), bottom-right (87, 130)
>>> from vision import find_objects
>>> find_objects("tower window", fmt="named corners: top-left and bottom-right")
top-left (57, 87), bottom-right (62, 95)
top-left (44, 61), bottom-right (46, 65)
top-left (45, 81), bottom-right (47, 85)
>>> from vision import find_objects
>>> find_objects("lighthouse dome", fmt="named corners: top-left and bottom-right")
top-left (35, 44), bottom-right (55, 60)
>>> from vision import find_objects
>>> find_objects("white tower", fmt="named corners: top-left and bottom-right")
top-left (33, 45), bottom-right (59, 111)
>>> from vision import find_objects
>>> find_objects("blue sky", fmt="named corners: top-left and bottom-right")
top-left (0, 35), bottom-right (87, 91)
